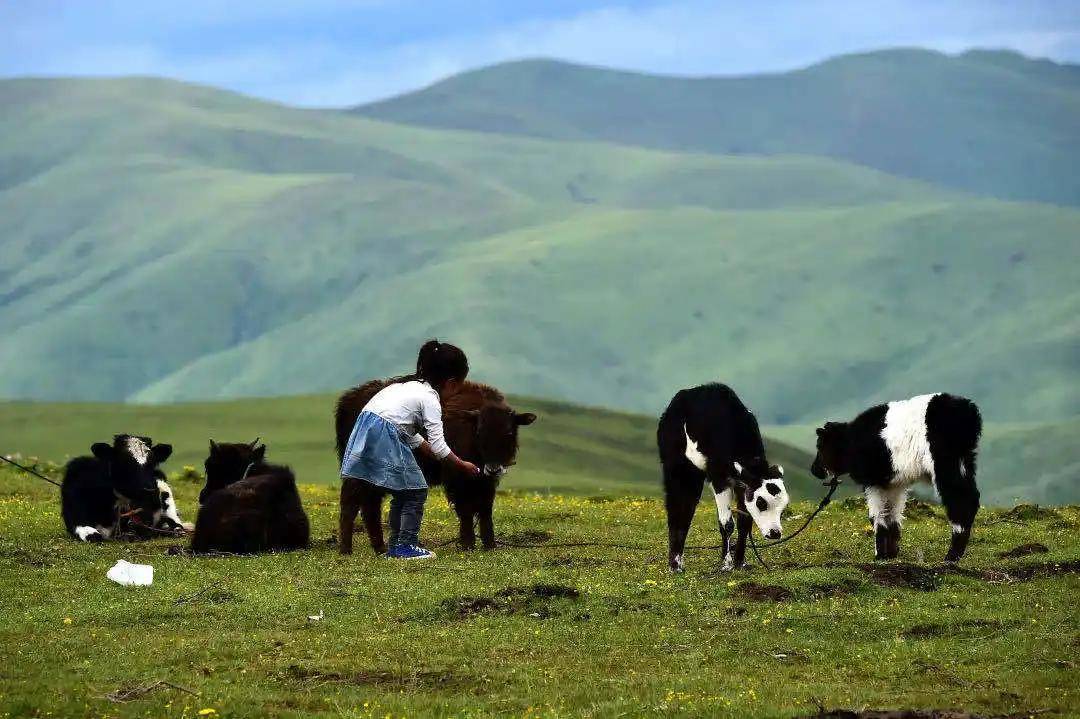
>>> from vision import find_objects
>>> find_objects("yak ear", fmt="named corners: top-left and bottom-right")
top-left (514, 412), bottom-right (537, 426)
top-left (91, 442), bottom-right (112, 460)
top-left (772, 464), bottom-right (785, 478)
top-left (816, 427), bottom-right (824, 437)
top-left (252, 445), bottom-right (267, 463)
top-left (209, 439), bottom-right (218, 454)
top-left (151, 443), bottom-right (173, 464)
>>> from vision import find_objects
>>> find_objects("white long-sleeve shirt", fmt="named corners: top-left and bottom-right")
top-left (361, 380), bottom-right (452, 459)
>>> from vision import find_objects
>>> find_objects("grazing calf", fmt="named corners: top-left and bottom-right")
top-left (61, 435), bottom-right (185, 541)
top-left (657, 384), bottom-right (789, 572)
top-left (336, 378), bottom-right (536, 553)
top-left (191, 440), bottom-right (310, 554)
top-left (810, 393), bottom-right (982, 562)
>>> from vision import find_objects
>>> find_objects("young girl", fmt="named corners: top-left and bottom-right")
top-left (340, 340), bottom-right (480, 559)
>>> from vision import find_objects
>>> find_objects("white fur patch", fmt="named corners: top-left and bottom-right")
top-left (483, 464), bottom-right (508, 478)
top-left (880, 394), bottom-right (939, 485)
top-left (123, 436), bottom-right (151, 465)
top-left (733, 461), bottom-right (743, 474)
top-left (746, 479), bottom-right (789, 538)
top-left (75, 526), bottom-right (100, 541)
top-left (865, 485), bottom-right (908, 528)
top-left (683, 425), bottom-right (706, 471)
top-left (711, 485), bottom-right (733, 528)
top-left (951, 522), bottom-right (965, 534)
top-left (155, 479), bottom-right (184, 527)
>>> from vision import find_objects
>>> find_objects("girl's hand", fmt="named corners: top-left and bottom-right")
top-left (460, 460), bottom-right (481, 477)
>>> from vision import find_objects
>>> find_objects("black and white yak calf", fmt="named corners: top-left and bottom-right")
top-left (658, 384), bottom-right (789, 572)
top-left (190, 440), bottom-right (310, 554)
top-left (810, 393), bottom-right (982, 562)
top-left (61, 435), bottom-right (190, 542)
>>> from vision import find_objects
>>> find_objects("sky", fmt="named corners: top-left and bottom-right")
top-left (2, 0), bottom-right (1079, 107)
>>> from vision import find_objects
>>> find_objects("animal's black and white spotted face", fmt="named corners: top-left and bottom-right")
top-left (737, 462), bottom-right (789, 539)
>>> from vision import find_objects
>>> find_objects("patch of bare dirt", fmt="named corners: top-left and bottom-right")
top-left (859, 563), bottom-right (941, 591)
top-left (806, 578), bottom-right (862, 598)
top-left (282, 664), bottom-right (485, 693)
top-left (901, 619), bottom-right (1002, 640)
top-left (733, 582), bottom-right (794, 602)
top-left (443, 583), bottom-right (580, 619)
top-left (980, 559), bottom-right (1080, 583)
top-left (1000, 504), bottom-right (1059, 521)
top-left (502, 529), bottom-right (554, 544)
top-left (996, 543), bottom-right (1049, 559)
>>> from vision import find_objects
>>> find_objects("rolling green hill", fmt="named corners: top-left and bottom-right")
top-left (1, 394), bottom-right (1075, 505)
top-left (0, 59), bottom-right (1078, 506)
top-left (357, 48), bottom-right (1080, 206)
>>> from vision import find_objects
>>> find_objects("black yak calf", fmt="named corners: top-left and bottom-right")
top-left (335, 378), bottom-right (536, 553)
top-left (811, 392), bottom-right (982, 562)
top-left (61, 435), bottom-right (189, 541)
top-left (658, 384), bottom-right (789, 572)
top-left (191, 440), bottom-right (310, 554)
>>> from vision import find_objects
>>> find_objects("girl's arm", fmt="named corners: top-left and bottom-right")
top-left (416, 392), bottom-right (480, 476)
top-left (416, 440), bottom-right (480, 476)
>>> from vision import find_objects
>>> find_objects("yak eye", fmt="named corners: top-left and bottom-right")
top-left (755, 497), bottom-right (768, 512)
top-left (765, 482), bottom-right (781, 496)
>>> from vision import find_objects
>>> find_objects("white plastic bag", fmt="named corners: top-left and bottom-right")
top-left (107, 559), bottom-right (154, 586)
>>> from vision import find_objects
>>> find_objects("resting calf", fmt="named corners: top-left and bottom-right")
top-left (61, 435), bottom-right (187, 541)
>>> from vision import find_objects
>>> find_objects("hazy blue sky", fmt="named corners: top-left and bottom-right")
top-left (3, 1), bottom-right (1078, 106)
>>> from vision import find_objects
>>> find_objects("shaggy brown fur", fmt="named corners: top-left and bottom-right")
top-left (335, 378), bottom-right (535, 553)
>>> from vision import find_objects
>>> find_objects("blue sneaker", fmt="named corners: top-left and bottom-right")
top-left (387, 544), bottom-right (436, 560)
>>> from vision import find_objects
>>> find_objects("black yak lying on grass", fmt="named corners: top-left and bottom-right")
top-left (191, 440), bottom-right (310, 554)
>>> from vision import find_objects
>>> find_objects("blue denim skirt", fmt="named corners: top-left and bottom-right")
top-left (340, 411), bottom-right (429, 491)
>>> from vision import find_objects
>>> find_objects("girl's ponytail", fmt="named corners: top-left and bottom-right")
top-left (413, 338), bottom-right (468, 389)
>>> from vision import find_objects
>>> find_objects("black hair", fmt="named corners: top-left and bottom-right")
top-left (413, 339), bottom-right (469, 389)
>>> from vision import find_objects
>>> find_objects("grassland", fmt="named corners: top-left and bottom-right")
top-left (0, 394), bottom-right (818, 500)
top-left (3, 392), bottom-right (1076, 505)
top-left (0, 71), bottom-right (1078, 436)
top-left (1, 463), bottom-right (1078, 718)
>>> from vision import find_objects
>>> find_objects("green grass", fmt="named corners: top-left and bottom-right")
top-left (0, 73), bottom-right (1077, 437)
top-left (1, 393), bottom-right (1077, 506)
top-left (358, 49), bottom-right (1080, 206)
top-left (1, 464), bottom-right (1077, 718)
top-left (0, 394), bottom-right (818, 500)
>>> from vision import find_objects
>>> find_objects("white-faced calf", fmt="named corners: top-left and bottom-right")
top-left (61, 435), bottom-right (188, 541)
top-left (657, 384), bottom-right (789, 572)
top-left (811, 392), bottom-right (982, 562)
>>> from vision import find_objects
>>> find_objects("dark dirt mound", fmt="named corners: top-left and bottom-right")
top-left (283, 664), bottom-right (484, 693)
top-left (734, 583), bottom-right (794, 602)
top-left (1000, 504), bottom-right (1059, 521)
top-left (859, 563), bottom-right (941, 591)
top-left (807, 578), bottom-right (862, 598)
top-left (807, 710), bottom-right (1047, 719)
top-left (902, 619), bottom-right (1002, 640)
top-left (502, 529), bottom-right (554, 544)
top-left (981, 559), bottom-right (1080, 583)
top-left (997, 543), bottom-right (1049, 559)
top-left (443, 583), bottom-right (580, 619)
top-left (904, 499), bottom-right (940, 520)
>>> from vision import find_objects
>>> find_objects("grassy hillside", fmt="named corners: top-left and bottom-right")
top-left (2, 394), bottom-right (1077, 505)
top-left (0, 393), bottom-right (818, 499)
top-left (1, 466), bottom-right (1077, 718)
top-left (0, 72), bottom-right (1077, 442)
top-left (358, 49), bottom-right (1080, 206)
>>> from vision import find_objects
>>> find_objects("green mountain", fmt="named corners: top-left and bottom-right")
top-left (0, 73), bottom-right (1077, 434)
top-left (356, 49), bottom-right (1080, 206)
